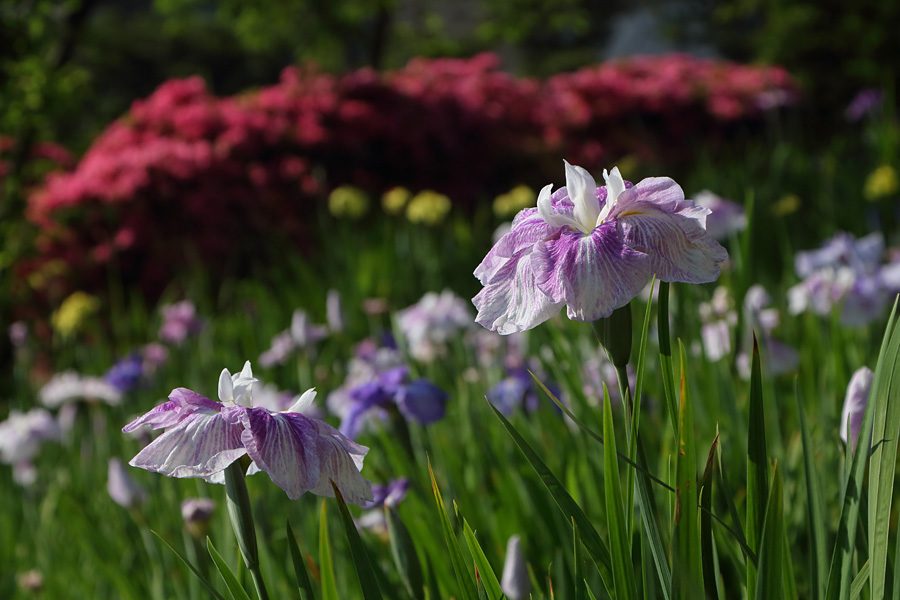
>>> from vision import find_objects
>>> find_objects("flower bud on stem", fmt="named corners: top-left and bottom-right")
top-left (592, 303), bottom-right (633, 369)
top-left (224, 457), bottom-right (269, 600)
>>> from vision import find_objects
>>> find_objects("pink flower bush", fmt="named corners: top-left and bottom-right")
top-left (24, 54), bottom-right (797, 295)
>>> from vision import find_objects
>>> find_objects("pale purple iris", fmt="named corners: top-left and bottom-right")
top-left (364, 478), bottom-right (410, 510)
top-left (788, 232), bottom-right (893, 326)
top-left (486, 367), bottom-right (562, 415)
top-left (108, 457), bottom-right (147, 509)
top-left (473, 161), bottom-right (727, 333)
top-left (105, 354), bottom-right (145, 393)
top-left (398, 290), bottom-right (474, 362)
top-left (841, 366), bottom-right (874, 451)
top-left (0, 408), bottom-right (61, 486)
top-left (259, 310), bottom-right (329, 367)
top-left (357, 478), bottom-right (410, 534)
top-left (123, 362), bottom-right (373, 505)
top-left (845, 88), bottom-right (883, 122)
top-left (159, 300), bottom-right (204, 346)
top-left (339, 366), bottom-right (448, 439)
top-left (691, 191), bottom-right (747, 241)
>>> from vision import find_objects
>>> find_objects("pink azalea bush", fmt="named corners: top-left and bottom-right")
top-left (24, 53), bottom-right (797, 295)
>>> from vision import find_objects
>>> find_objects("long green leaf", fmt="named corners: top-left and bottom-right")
top-left (755, 463), bottom-right (783, 600)
top-left (574, 519), bottom-right (588, 600)
top-left (207, 538), bottom-right (253, 600)
top-left (797, 387), bottom-right (827, 598)
top-left (286, 519), bottom-right (316, 600)
top-left (826, 300), bottom-right (899, 600)
top-left (700, 434), bottom-right (720, 600)
top-left (825, 375), bottom-right (881, 599)
top-left (672, 341), bottom-right (702, 599)
top-left (428, 458), bottom-right (478, 600)
top-left (715, 437), bottom-right (756, 566)
top-left (535, 370), bottom-right (674, 598)
top-left (461, 516), bottom-right (503, 600)
top-left (531, 374), bottom-right (672, 598)
top-left (868, 297), bottom-right (900, 598)
top-left (319, 501), bottom-right (338, 600)
top-left (331, 482), bottom-right (384, 600)
top-left (849, 560), bottom-right (869, 600)
top-left (386, 507), bottom-right (425, 600)
top-left (746, 334), bottom-right (769, 599)
top-left (486, 400), bottom-right (614, 596)
top-left (603, 385), bottom-right (638, 600)
top-left (151, 530), bottom-right (228, 600)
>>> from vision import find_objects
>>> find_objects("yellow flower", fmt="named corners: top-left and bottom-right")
top-left (52, 291), bottom-right (100, 337)
top-left (864, 165), bottom-right (899, 201)
top-left (493, 185), bottom-right (536, 218)
top-left (771, 193), bottom-right (801, 217)
top-left (406, 190), bottom-right (451, 225)
top-left (382, 187), bottom-right (411, 215)
top-left (328, 186), bottom-right (369, 219)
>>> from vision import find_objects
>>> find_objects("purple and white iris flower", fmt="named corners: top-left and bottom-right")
top-left (337, 366), bottom-right (448, 439)
top-left (397, 290), bottom-right (474, 362)
top-left (473, 161), bottom-right (727, 333)
top-left (787, 232), bottom-right (895, 327)
top-left (356, 478), bottom-right (411, 535)
top-left (486, 367), bottom-right (562, 415)
top-left (259, 310), bottom-right (329, 367)
top-left (123, 361), bottom-right (373, 505)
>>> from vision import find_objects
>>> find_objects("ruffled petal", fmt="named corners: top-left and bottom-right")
top-left (473, 243), bottom-right (564, 334)
top-left (128, 406), bottom-right (246, 478)
top-left (307, 420), bottom-right (374, 506)
top-left (611, 177), bottom-right (727, 283)
top-left (533, 224), bottom-right (651, 321)
top-left (474, 208), bottom-right (557, 285)
top-left (564, 160), bottom-right (600, 231)
top-left (123, 388), bottom-right (220, 432)
top-left (239, 407), bottom-right (320, 500)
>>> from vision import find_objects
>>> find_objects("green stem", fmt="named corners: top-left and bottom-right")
top-left (224, 459), bottom-right (269, 600)
top-left (616, 364), bottom-right (636, 543)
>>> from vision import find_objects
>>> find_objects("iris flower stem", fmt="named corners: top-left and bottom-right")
top-left (224, 459), bottom-right (270, 600)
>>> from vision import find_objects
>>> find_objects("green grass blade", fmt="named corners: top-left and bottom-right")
top-left (715, 439), bottom-right (755, 565)
top-left (532, 369), bottom-right (672, 598)
top-left (286, 519), bottom-right (316, 600)
top-left (700, 433), bottom-right (720, 600)
top-left (330, 482), bottom-right (384, 600)
top-left (754, 463), bottom-right (784, 600)
top-left (319, 501), bottom-right (339, 600)
top-left (486, 399), bottom-right (614, 596)
top-left (849, 560), bottom-right (869, 600)
top-left (796, 386), bottom-right (827, 598)
top-left (428, 458), bottom-right (478, 600)
top-left (746, 334), bottom-right (769, 599)
top-left (151, 531), bottom-right (228, 600)
top-left (782, 532), bottom-right (797, 600)
top-left (672, 341), bottom-right (702, 600)
top-left (206, 538), bottom-right (253, 600)
top-left (657, 281), bottom-right (679, 437)
top-left (868, 298), bottom-right (900, 598)
top-left (826, 300), bottom-right (898, 600)
top-left (603, 385), bottom-right (638, 600)
top-left (386, 507), bottom-right (425, 600)
top-left (475, 567), bottom-right (489, 600)
top-left (461, 516), bottom-right (503, 600)
top-left (574, 519), bottom-right (588, 600)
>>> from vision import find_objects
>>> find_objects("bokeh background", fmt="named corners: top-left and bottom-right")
top-left (3, 1), bottom-right (900, 598)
